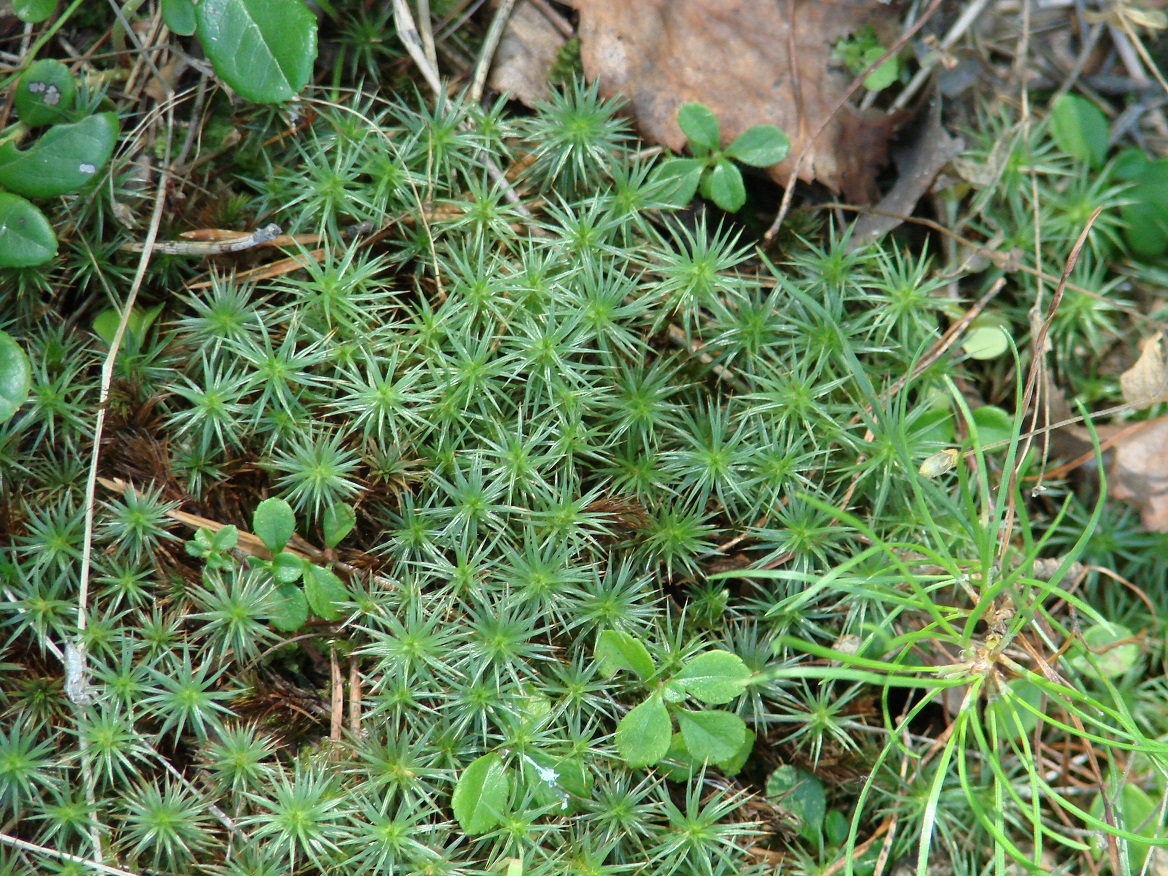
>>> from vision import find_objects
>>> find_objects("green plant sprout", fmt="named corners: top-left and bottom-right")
top-left (833, 26), bottom-right (900, 91)
top-left (653, 102), bottom-right (789, 212)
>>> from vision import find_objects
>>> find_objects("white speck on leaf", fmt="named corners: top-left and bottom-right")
top-left (79, 162), bottom-right (97, 174)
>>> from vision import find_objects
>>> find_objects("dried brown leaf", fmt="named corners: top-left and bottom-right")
top-left (1120, 333), bottom-right (1168, 409)
top-left (1109, 417), bottom-right (1168, 532)
top-left (489, 1), bottom-right (565, 106)
top-left (567, 0), bottom-right (900, 201)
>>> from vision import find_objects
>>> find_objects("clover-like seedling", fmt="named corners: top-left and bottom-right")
top-left (653, 102), bottom-right (789, 212)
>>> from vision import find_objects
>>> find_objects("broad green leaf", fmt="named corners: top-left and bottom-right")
top-left (270, 551), bottom-right (304, 585)
top-left (725, 125), bottom-right (790, 167)
top-left (595, 629), bottom-right (654, 681)
top-left (660, 732), bottom-right (702, 782)
top-left (703, 161), bottom-right (745, 212)
top-left (0, 192), bottom-right (56, 267)
top-left (1049, 94), bottom-right (1110, 169)
top-left (671, 650), bottom-right (751, 704)
top-left (861, 45), bottom-right (899, 91)
top-left (675, 709), bottom-right (746, 764)
top-left (717, 727), bottom-right (754, 776)
top-left (13, 0), bottom-right (54, 23)
top-left (212, 525), bottom-right (239, 551)
top-left (0, 331), bottom-right (32, 424)
top-left (269, 582), bottom-right (307, 632)
top-left (961, 314), bottom-right (1010, 360)
top-left (0, 113), bottom-right (119, 198)
top-left (1118, 156), bottom-right (1168, 257)
top-left (651, 157), bottom-right (704, 209)
top-left (1069, 623), bottom-right (1141, 680)
top-left (253, 497), bottom-right (295, 552)
top-left (522, 752), bottom-right (589, 812)
top-left (321, 503), bottom-right (356, 549)
top-left (15, 60), bottom-right (77, 127)
top-left (162, 0), bottom-right (198, 35)
top-left (615, 696), bottom-right (671, 767)
top-left (452, 753), bottom-right (512, 835)
top-left (302, 563), bottom-right (348, 621)
top-left (766, 765), bottom-right (826, 842)
top-left (677, 103), bottom-right (720, 153)
top-left (195, 0), bottom-right (317, 103)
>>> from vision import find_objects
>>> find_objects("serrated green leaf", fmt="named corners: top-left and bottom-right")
top-left (672, 650), bottom-right (751, 704)
top-left (302, 563), bottom-right (348, 621)
top-left (15, 60), bottom-right (77, 127)
top-left (0, 192), bottom-right (56, 267)
top-left (705, 161), bottom-right (745, 212)
top-left (321, 503), bottom-right (356, 549)
top-left (269, 582), bottom-right (307, 632)
top-left (595, 629), bottom-right (655, 680)
top-left (253, 497), bottom-right (295, 552)
top-left (1049, 93), bottom-right (1110, 169)
top-left (452, 753), bottom-right (512, 835)
top-left (675, 708), bottom-right (746, 764)
top-left (13, 0), bottom-right (55, 23)
top-left (162, 0), bottom-right (198, 35)
top-left (677, 103), bottom-right (720, 153)
top-left (615, 696), bottom-right (671, 767)
top-left (652, 157), bottom-right (704, 209)
top-left (0, 331), bottom-right (32, 424)
top-left (0, 113), bottom-right (119, 199)
top-left (725, 124), bottom-right (790, 167)
top-left (270, 551), bottom-right (304, 584)
top-left (195, 0), bottom-right (317, 103)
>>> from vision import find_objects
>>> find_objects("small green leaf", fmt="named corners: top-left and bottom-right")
top-left (321, 503), bottom-right (356, 549)
top-left (270, 551), bottom-right (304, 585)
top-left (671, 650), bottom-right (751, 704)
top-left (93, 303), bottom-right (164, 346)
top-left (1069, 623), bottom-right (1141, 680)
top-left (0, 193), bottom-right (56, 267)
top-left (717, 727), bottom-right (754, 776)
top-left (725, 125), bottom-right (790, 167)
top-left (1049, 93), bottom-right (1110, 169)
top-left (162, 0), bottom-right (198, 35)
top-left (652, 157), bottom-right (704, 208)
top-left (452, 753), bottom-right (512, 835)
top-left (704, 161), bottom-right (746, 212)
top-left (253, 497), bottom-right (295, 552)
top-left (860, 46), bottom-right (899, 91)
top-left (302, 563), bottom-right (348, 621)
top-left (269, 582), bottom-right (308, 632)
top-left (595, 629), bottom-right (655, 681)
top-left (522, 752), bottom-right (589, 811)
top-left (677, 103), bottom-right (720, 153)
top-left (766, 765), bottom-right (826, 842)
top-left (675, 708), bottom-right (746, 764)
top-left (13, 0), bottom-right (55, 23)
top-left (615, 696), bottom-right (672, 767)
top-left (659, 732), bottom-right (702, 782)
top-left (195, 0), bottom-right (317, 103)
top-left (0, 113), bottom-right (120, 198)
top-left (961, 314), bottom-right (1010, 360)
top-left (0, 331), bottom-right (32, 424)
top-left (212, 525), bottom-right (239, 552)
top-left (824, 809), bottom-right (849, 847)
top-left (15, 60), bottom-right (77, 127)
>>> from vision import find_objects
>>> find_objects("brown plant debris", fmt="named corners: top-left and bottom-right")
top-left (567, 0), bottom-right (901, 201)
top-left (1109, 417), bottom-right (1168, 532)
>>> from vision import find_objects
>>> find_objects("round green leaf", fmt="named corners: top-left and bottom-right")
top-left (652, 157), bottom-right (704, 209)
top-left (0, 331), bottom-right (32, 424)
top-left (302, 563), bottom-right (348, 621)
top-left (162, 0), bottom-right (198, 35)
top-left (595, 629), bottom-right (655, 681)
top-left (704, 161), bottom-right (746, 212)
top-left (1049, 93), bottom-right (1110, 169)
top-left (766, 765), bottom-right (826, 841)
top-left (270, 551), bottom-right (304, 585)
top-left (677, 103), bottom-right (720, 153)
top-left (961, 314), bottom-right (1010, 360)
top-left (13, 0), bottom-right (55, 23)
top-left (0, 112), bottom-right (119, 198)
top-left (725, 124), bottom-right (790, 167)
top-left (675, 708), bottom-right (746, 764)
top-left (253, 497), bottom-right (295, 552)
top-left (269, 582), bottom-right (307, 632)
top-left (860, 46), bottom-right (899, 91)
top-left (15, 60), bottom-right (77, 127)
top-left (195, 0), bottom-right (317, 103)
top-left (452, 753), bottom-right (512, 835)
top-left (615, 696), bottom-right (672, 767)
top-left (1069, 623), bottom-right (1141, 680)
top-left (321, 503), bottom-right (356, 549)
top-left (0, 193), bottom-right (56, 267)
top-left (672, 650), bottom-right (751, 704)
